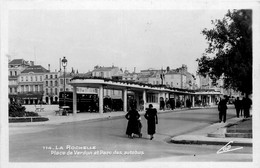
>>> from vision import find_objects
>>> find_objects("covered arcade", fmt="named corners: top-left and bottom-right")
top-left (69, 77), bottom-right (222, 115)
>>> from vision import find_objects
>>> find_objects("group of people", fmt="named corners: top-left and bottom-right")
top-left (234, 96), bottom-right (252, 118)
top-left (218, 95), bottom-right (252, 123)
top-left (160, 98), bottom-right (176, 110)
top-left (125, 104), bottom-right (158, 140)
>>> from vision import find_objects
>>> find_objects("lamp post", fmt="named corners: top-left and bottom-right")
top-left (62, 57), bottom-right (67, 107)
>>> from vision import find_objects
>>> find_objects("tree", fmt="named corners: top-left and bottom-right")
top-left (197, 10), bottom-right (252, 95)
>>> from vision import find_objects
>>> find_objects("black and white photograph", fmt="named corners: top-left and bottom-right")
top-left (1, 0), bottom-right (260, 168)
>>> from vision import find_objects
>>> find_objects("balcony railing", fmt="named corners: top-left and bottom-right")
top-left (18, 91), bottom-right (44, 95)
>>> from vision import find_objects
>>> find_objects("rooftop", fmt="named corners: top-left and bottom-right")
top-left (21, 65), bottom-right (49, 74)
top-left (92, 66), bottom-right (118, 72)
top-left (9, 59), bottom-right (31, 66)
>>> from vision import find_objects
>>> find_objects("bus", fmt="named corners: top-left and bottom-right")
top-left (59, 91), bottom-right (98, 112)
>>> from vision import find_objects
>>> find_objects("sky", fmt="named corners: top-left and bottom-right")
top-left (8, 9), bottom-right (229, 75)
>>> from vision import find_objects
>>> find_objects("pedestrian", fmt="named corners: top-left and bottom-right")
top-left (125, 105), bottom-right (141, 138)
top-left (144, 104), bottom-right (158, 140)
top-left (234, 97), bottom-right (241, 118)
top-left (242, 95), bottom-right (252, 118)
top-left (166, 98), bottom-right (170, 110)
top-left (170, 98), bottom-right (175, 110)
top-left (218, 96), bottom-right (228, 123)
top-left (160, 99), bottom-right (165, 110)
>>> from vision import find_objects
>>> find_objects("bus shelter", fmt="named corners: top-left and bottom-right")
top-left (69, 78), bottom-right (221, 115)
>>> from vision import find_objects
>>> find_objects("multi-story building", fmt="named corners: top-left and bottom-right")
top-left (92, 65), bottom-right (123, 79)
top-left (164, 70), bottom-right (186, 88)
top-left (136, 68), bottom-right (158, 84)
top-left (44, 71), bottom-right (60, 104)
top-left (8, 59), bottom-right (32, 103)
top-left (148, 71), bottom-right (163, 85)
top-left (137, 65), bottom-right (194, 90)
top-left (17, 65), bottom-right (48, 104)
top-left (122, 70), bottom-right (138, 82)
top-left (42, 68), bottom-right (96, 104)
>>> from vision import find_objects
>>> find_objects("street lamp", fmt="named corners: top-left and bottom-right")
top-left (62, 57), bottom-right (67, 107)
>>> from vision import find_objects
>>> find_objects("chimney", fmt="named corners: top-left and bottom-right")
top-left (30, 61), bottom-right (34, 66)
top-left (48, 64), bottom-right (50, 71)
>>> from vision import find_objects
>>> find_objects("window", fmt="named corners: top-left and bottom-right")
top-left (46, 88), bottom-right (48, 94)
top-left (46, 81), bottom-right (48, 86)
top-left (60, 88), bottom-right (63, 92)
top-left (147, 93), bottom-right (158, 103)
top-left (14, 88), bottom-right (17, 93)
top-left (50, 88), bottom-right (53, 94)
top-left (50, 81), bottom-right (53, 86)
top-left (55, 88), bottom-right (58, 95)
top-left (21, 77), bottom-right (23, 82)
top-left (66, 79), bottom-right (69, 84)
top-left (66, 88), bottom-right (69, 91)
top-left (21, 85), bottom-right (24, 92)
top-left (10, 71), bottom-right (12, 76)
top-left (55, 75), bottom-right (57, 78)
top-left (26, 76), bottom-right (28, 81)
top-left (50, 75), bottom-right (53, 79)
top-left (15, 71), bottom-right (17, 76)
top-left (40, 76), bottom-right (42, 81)
top-left (46, 75), bottom-right (48, 79)
top-left (35, 85), bottom-right (38, 92)
top-left (60, 79), bottom-right (63, 85)
top-left (31, 76), bottom-right (33, 81)
top-left (55, 81), bottom-right (58, 86)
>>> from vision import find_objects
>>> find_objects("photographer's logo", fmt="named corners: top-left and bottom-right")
top-left (217, 141), bottom-right (243, 154)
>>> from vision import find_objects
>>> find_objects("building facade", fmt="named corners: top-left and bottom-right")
top-left (44, 71), bottom-right (60, 104)
top-left (17, 65), bottom-right (48, 104)
top-left (8, 59), bottom-right (31, 103)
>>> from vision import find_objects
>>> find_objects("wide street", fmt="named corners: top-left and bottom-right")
top-left (9, 107), bottom-right (252, 162)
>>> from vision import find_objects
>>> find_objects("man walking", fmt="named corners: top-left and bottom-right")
top-left (218, 96), bottom-right (228, 123)
top-left (234, 97), bottom-right (241, 118)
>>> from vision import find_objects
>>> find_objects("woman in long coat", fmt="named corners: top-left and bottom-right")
top-left (144, 104), bottom-right (158, 140)
top-left (125, 106), bottom-right (141, 138)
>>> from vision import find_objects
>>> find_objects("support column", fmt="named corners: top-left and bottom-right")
top-left (209, 95), bottom-right (212, 106)
top-left (184, 95), bottom-right (187, 107)
top-left (192, 95), bottom-right (195, 107)
top-left (143, 90), bottom-right (147, 110)
top-left (174, 94), bottom-right (177, 107)
top-left (123, 88), bottom-right (127, 112)
top-left (99, 85), bottom-right (104, 114)
top-left (73, 86), bottom-right (77, 115)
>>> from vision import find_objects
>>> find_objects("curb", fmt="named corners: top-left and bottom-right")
top-left (170, 138), bottom-right (252, 147)
top-left (170, 117), bottom-right (252, 147)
